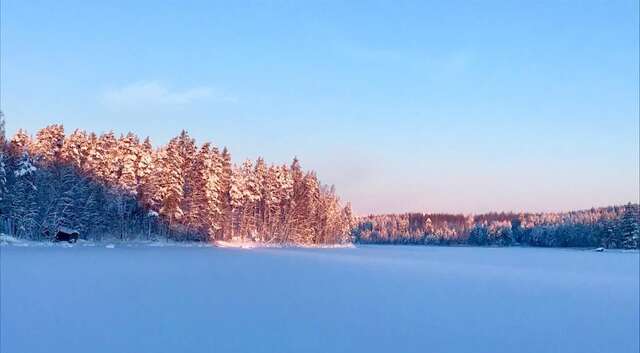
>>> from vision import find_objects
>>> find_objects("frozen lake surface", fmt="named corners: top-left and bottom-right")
top-left (1, 245), bottom-right (638, 353)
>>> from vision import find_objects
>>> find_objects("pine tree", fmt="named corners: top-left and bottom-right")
top-left (228, 164), bottom-right (245, 239)
top-left (0, 151), bottom-right (7, 204)
top-left (206, 146), bottom-right (223, 238)
top-left (620, 204), bottom-right (639, 249)
top-left (262, 165), bottom-right (280, 239)
top-left (117, 132), bottom-right (140, 195)
top-left (74, 181), bottom-right (102, 237)
top-left (0, 110), bottom-right (5, 145)
top-left (219, 147), bottom-right (233, 240)
top-left (32, 124), bottom-right (65, 166)
top-left (289, 167), bottom-right (319, 244)
top-left (176, 130), bottom-right (197, 216)
top-left (91, 131), bottom-right (118, 185)
top-left (603, 219), bottom-right (622, 248)
top-left (82, 132), bottom-right (99, 175)
top-left (183, 143), bottom-right (223, 239)
top-left (8, 153), bottom-right (39, 238)
top-left (285, 158), bottom-right (304, 242)
top-left (0, 149), bottom-right (10, 237)
top-left (136, 137), bottom-right (154, 189)
top-left (137, 137), bottom-right (159, 210)
top-left (50, 166), bottom-right (83, 231)
top-left (60, 129), bottom-right (90, 169)
top-left (275, 164), bottom-right (293, 242)
top-left (239, 160), bottom-right (260, 240)
top-left (157, 138), bottom-right (185, 227)
top-left (254, 158), bottom-right (268, 237)
top-left (340, 202), bottom-right (355, 243)
top-left (9, 129), bottom-right (32, 157)
top-left (184, 143), bottom-right (210, 232)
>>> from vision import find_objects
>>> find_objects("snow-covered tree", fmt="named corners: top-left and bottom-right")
top-left (254, 158), bottom-right (268, 237)
top-left (183, 143), bottom-right (223, 239)
top-left (61, 129), bottom-right (90, 169)
top-left (620, 204), bottom-right (639, 249)
top-left (9, 129), bottom-right (32, 157)
top-left (87, 131), bottom-right (119, 185)
top-left (7, 153), bottom-right (39, 238)
top-left (157, 138), bottom-right (185, 225)
top-left (1, 124), bottom-right (354, 244)
top-left (206, 146), bottom-right (223, 236)
top-left (117, 132), bottom-right (140, 195)
top-left (219, 147), bottom-right (233, 240)
top-left (32, 125), bottom-right (65, 166)
top-left (0, 110), bottom-right (5, 145)
top-left (176, 130), bottom-right (197, 211)
top-left (0, 151), bottom-right (7, 204)
top-left (136, 137), bottom-right (154, 189)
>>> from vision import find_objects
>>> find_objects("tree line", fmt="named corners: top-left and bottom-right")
top-left (0, 118), bottom-right (353, 244)
top-left (1, 114), bottom-right (637, 249)
top-left (354, 204), bottom-right (640, 249)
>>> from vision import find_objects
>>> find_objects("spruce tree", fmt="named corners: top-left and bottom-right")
top-left (620, 204), bottom-right (639, 249)
top-left (8, 153), bottom-right (39, 238)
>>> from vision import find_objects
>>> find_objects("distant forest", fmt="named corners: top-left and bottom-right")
top-left (0, 114), bottom-right (638, 249)
top-left (355, 205), bottom-right (639, 249)
top-left (0, 114), bottom-right (354, 244)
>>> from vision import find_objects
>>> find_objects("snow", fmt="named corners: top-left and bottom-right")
top-left (57, 226), bottom-right (79, 234)
top-left (13, 156), bottom-right (36, 177)
top-left (1, 245), bottom-right (638, 353)
top-left (214, 239), bottom-right (355, 249)
top-left (0, 235), bottom-right (29, 247)
top-left (215, 239), bottom-right (257, 249)
top-left (0, 236), bottom-right (352, 250)
top-left (0, 235), bottom-right (214, 248)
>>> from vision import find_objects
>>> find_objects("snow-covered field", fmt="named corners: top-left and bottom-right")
top-left (1, 244), bottom-right (638, 353)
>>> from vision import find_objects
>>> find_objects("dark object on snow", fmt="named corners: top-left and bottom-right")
top-left (594, 247), bottom-right (605, 252)
top-left (50, 227), bottom-right (80, 243)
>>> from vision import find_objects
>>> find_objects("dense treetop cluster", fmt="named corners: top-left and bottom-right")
top-left (0, 119), bottom-right (353, 244)
top-left (354, 205), bottom-right (639, 249)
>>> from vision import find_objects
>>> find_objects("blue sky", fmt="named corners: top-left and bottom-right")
top-left (1, 0), bottom-right (638, 214)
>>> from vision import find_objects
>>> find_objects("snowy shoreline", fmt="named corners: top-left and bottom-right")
top-left (2, 235), bottom-right (638, 253)
top-left (0, 234), bottom-right (355, 250)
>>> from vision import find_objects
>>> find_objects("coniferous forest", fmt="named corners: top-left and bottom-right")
top-left (0, 117), bottom-right (354, 244)
top-left (0, 114), bottom-right (638, 248)
top-left (354, 205), bottom-right (639, 249)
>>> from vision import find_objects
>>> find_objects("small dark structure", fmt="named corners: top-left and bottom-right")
top-left (45, 227), bottom-right (80, 243)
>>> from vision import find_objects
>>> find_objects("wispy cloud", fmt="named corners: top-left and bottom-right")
top-left (101, 81), bottom-right (236, 108)
top-left (331, 38), bottom-right (474, 75)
